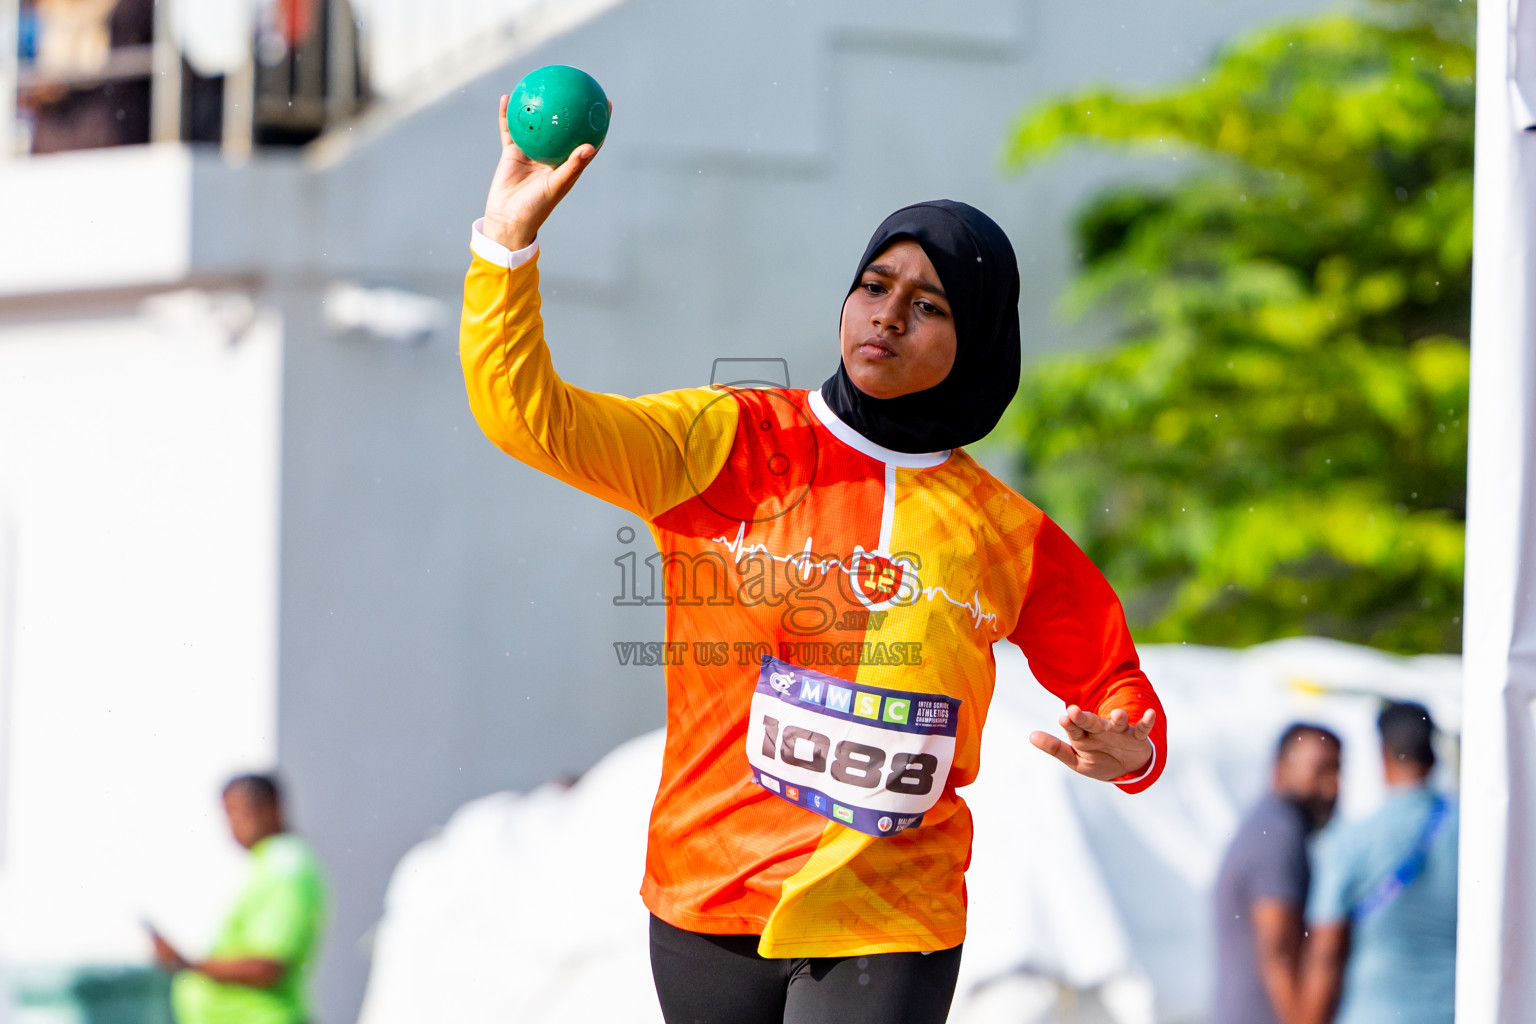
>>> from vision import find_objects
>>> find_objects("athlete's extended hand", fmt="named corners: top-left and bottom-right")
top-left (481, 94), bottom-right (608, 252)
top-left (1029, 705), bottom-right (1156, 783)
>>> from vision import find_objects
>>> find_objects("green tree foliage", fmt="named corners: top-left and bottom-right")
top-left (1005, 0), bottom-right (1473, 653)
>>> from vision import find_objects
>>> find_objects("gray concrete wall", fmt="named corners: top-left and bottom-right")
top-left (254, 0), bottom-right (1335, 1019)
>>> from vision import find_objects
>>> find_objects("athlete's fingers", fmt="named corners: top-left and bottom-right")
top-left (1030, 730), bottom-right (1080, 771)
top-left (1060, 710), bottom-right (1088, 742)
top-left (498, 94), bottom-right (512, 148)
top-left (1066, 705), bottom-right (1109, 734)
top-left (1106, 708), bottom-right (1129, 731)
top-left (1132, 708), bottom-right (1157, 741)
top-left (547, 144), bottom-right (596, 203)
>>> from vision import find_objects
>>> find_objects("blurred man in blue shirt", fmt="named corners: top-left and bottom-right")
top-left (1298, 701), bottom-right (1457, 1024)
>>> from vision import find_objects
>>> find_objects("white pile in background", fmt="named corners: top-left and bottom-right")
top-left (357, 638), bottom-right (1460, 1024)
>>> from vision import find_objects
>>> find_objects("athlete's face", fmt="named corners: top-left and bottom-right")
top-left (840, 241), bottom-right (958, 400)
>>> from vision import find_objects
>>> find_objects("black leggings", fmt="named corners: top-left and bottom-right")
top-left (648, 914), bottom-right (962, 1024)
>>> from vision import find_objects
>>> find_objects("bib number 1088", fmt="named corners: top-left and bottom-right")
top-left (760, 714), bottom-right (938, 795)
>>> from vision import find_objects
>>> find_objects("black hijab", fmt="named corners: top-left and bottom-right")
top-left (819, 200), bottom-right (1021, 454)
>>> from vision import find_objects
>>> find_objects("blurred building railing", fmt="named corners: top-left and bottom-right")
top-left (0, 0), bottom-right (365, 160)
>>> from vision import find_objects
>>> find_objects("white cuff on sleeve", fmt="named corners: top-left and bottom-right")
top-left (1113, 738), bottom-right (1158, 788)
top-left (471, 218), bottom-right (539, 269)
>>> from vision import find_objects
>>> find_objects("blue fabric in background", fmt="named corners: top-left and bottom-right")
top-left (18, 10), bottom-right (37, 61)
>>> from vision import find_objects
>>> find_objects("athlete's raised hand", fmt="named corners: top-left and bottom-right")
top-left (481, 94), bottom-right (606, 252)
top-left (1029, 705), bottom-right (1156, 783)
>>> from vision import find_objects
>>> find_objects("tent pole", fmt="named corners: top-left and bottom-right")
top-left (1460, 0), bottom-right (1536, 1019)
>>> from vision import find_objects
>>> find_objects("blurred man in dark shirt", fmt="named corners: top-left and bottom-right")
top-left (1211, 723), bottom-right (1342, 1024)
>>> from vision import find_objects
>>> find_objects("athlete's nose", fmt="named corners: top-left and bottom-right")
top-left (872, 292), bottom-right (906, 334)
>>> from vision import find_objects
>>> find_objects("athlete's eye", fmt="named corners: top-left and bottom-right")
top-left (917, 300), bottom-right (947, 317)
top-left (862, 281), bottom-right (887, 295)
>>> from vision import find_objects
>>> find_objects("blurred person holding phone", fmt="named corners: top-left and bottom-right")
top-left (150, 774), bottom-right (327, 1024)
top-left (1297, 702), bottom-right (1457, 1024)
top-left (1210, 723), bottom-right (1342, 1024)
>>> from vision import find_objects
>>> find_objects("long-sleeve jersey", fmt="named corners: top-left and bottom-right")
top-left (459, 225), bottom-right (1167, 958)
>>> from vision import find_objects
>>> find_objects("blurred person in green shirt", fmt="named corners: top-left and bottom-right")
top-left (151, 774), bottom-right (327, 1024)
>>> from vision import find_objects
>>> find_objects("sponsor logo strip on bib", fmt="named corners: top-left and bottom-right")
top-left (745, 656), bottom-right (960, 837)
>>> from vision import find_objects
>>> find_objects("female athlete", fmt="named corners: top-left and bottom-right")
top-left (460, 96), bottom-right (1167, 1024)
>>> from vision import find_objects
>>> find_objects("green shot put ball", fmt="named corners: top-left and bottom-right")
top-left (508, 65), bottom-right (610, 166)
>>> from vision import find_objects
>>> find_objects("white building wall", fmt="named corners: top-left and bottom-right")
top-left (0, 145), bottom-right (194, 298)
top-left (0, 301), bottom-right (283, 962)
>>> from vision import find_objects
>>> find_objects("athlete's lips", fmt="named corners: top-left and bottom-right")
top-left (856, 337), bottom-right (897, 359)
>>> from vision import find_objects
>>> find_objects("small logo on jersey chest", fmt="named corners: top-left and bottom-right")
top-left (853, 553), bottom-right (905, 609)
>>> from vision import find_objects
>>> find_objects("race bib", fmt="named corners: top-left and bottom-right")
top-left (745, 656), bottom-right (961, 837)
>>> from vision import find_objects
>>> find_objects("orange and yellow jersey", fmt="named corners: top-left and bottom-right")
top-left (460, 225), bottom-right (1167, 958)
